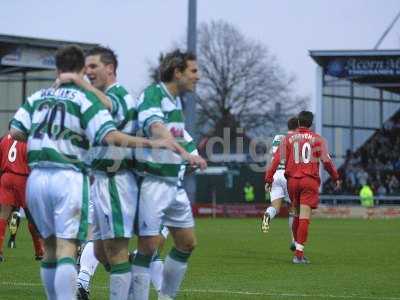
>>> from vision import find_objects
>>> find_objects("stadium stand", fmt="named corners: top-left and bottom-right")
top-left (324, 110), bottom-right (400, 195)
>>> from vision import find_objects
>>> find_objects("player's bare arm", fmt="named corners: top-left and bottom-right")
top-left (103, 130), bottom-right (177, 151)
top-left (150, 122), bottom-right (207, 170)
top-left (55, 73), bottom-right (112, 110)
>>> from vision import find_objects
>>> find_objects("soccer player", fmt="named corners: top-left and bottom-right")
top-left (10, 45), bottom-right (179, 300)
top-left (0, 134), bottom-right (43, 262)
top-left (265, 111), bottom-right (340, 264)
top-left (132, 49), bottom-right (207, 300)
top-left (56, 46), bottom-right (139, 300)
top-left (262, 117), bottom-right (298, 251)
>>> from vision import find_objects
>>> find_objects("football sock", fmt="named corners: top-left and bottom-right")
top-left (295, 218), bottom-right (310, 257)
top-left (55, 257), bottom-right (77, 300)
top-left (150, 253), bottom-right (164, 292)
top-left (292, 216), bottom-right (299, 241)
top-left (160, 247), bottom-right (191, 299)
top-left (40, 260), bottom-right (57, 300)
top-left (77, 241), bottom-right (99, 291)
top-left (266, 206), bottom-right (277, 219)
top-left (288, 214), bottom-right (295, 242)
top-left (0, 218), bottom-right (7, 253)
top-left (110, 261), bottom-right (131, 300)
top-left (28, 222), bottom-right (43, 256)
top-left (129, 252), bottom-right (152, 300)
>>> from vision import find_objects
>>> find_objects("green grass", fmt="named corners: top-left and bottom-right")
top-left (0, 218), bottom-right (399, 299)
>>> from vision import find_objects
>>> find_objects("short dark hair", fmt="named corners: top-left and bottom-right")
top-left (86, 46), bottom-right (118, 74)
top-left (298, 110), bottom-right (314, 128)
top-left (159, 49), bottom-right (196, 83)
top-left (287, 116), bottom-right (298, 130)
top-left (55, 45), bottom-right (85, 73)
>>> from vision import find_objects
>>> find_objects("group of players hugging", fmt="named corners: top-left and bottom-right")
top-left (0, 43), bottom-right (339, 300)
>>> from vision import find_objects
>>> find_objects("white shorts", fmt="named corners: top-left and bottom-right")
top-left (26, 168), bottom-right (89, 241)
top-left (270, 170), bottom-right (290, 203)
top-left (160, 225), bottom-right (169, 240)
top-left (92, 171), bottom-right (138, 240)
top-left (138, 176), bottom-right (194, 236)
top-left (88, 195), bottom-right (94, 225)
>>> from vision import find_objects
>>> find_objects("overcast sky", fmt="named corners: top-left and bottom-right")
top-left (1, 0), bottom-right (400, 106)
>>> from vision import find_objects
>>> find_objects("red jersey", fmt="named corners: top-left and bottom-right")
top-left (265, 127), bottom-right (339, 183)
top-left (0, 134), bottom-right (30, 176)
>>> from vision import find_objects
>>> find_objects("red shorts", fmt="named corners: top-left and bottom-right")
top-left (287, 177), bottom-right (320, 209)
top-left (0, 172), bottom-right (28, 208)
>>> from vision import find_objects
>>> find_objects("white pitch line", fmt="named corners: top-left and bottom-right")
top-left (1, 281), bottom-right (399, 300)
top-left (181, 288), bottom-right (400, 300)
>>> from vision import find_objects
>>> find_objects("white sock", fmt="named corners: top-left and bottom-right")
top-left (54, 258), bottom-right (77, 300)
top-left (161, 249), bottom-right (190, 299)
top-left (150, 258), bottom-right (164, 292)
top-left (77, 241), bottom-right (99, 291)
top-left (40, 262), bottom-right (56, 300)
top-left (288, 214), bottom-right (295, 242)
top-left (110, 262), bottom-right (132, 300)
top-left (266, 206), bottom-right (277, 219)
top-left (130, 265), bottom-right (151, 300)
top-left (129, 252), bottom-right (153, 300)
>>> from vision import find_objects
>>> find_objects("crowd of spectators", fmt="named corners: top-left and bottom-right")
top-left (324, 112), bottom-right (400, 195)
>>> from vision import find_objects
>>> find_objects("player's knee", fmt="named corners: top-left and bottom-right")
top-left (94, 243), bottom-right (108, 265)
top-left (176, 236), bottom-right (197, 253)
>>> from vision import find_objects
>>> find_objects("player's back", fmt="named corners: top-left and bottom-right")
top-left (284, 127), bottom-right (324, 181)
top-left (0, 134), bottom-right (29, 175)
top-left (12, 83), bottom-right (115, 172)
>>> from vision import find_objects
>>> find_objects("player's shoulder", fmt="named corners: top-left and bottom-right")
top-left (106, 82), bottom-right (130, 98)
top-left (138, 83), bottom-right (164, 108)
top-left (142, 83), bottom-right (163, 98)
top-left (0, 134), bottom-right (15, 148)
top-left (26, 88), bottom-right (49, 105)
top-left (70, 85), bottom-right (102, 106)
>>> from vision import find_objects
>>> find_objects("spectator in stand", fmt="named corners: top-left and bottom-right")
top-left (356, 167), bottom-right (369, 187)
top-left (388, 175), bottom-right (400, 194)
top-left (345, 164), bottom-right (357, 187)
top-left (376, 184), bottom-right (387, 196)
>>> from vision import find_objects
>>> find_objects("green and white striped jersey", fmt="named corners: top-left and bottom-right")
top-left (271, 133), bottom-right (286, 170)
top-left (136, 83), bottom-right (197, 183)
top-left (10, 83), bottom-right (116, 173)
top-left (88, 83), bottom-right (138, 173)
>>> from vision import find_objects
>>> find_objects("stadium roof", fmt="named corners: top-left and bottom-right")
top-left (310, 49), bottom-right (400, 93)
top-left (0, 34), bottom-right (98, 74)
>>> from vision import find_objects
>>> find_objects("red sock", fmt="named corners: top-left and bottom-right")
top-left (0, 218), bottom-right (7, 254)
top-left (28, 222), bottom-right (43, 256)
top-left (295, 218), bottom-right (310, 257)
top-left (292, 216), bottom-right (299, 241)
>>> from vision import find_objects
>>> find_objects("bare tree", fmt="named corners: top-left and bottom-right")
top-left (196, 20), bottom-right (308, 138)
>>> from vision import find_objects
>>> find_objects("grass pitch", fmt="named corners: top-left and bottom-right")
top-left (0, 218), bottom-right (399, 299)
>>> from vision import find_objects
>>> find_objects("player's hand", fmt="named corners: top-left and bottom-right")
top-left (52, 72), bottom-right (79, 89)
top-left (59, 72), bottom-right (79, 84)
top-left (184, 154), bottom-right (207, 171)
top-left (185, 165), bottom-right (199, 175)
top-left (265, 182), bottom-right (272, 193)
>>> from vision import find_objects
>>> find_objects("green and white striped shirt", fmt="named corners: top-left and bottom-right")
top-left (271, 133), bottom-right (286, 170)
top-left (88, 83), bottom-right (137, 173)
top-left (136, 83), bottom-right (197, 183)
top-left (11, 83), bottom-right (116, 173)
